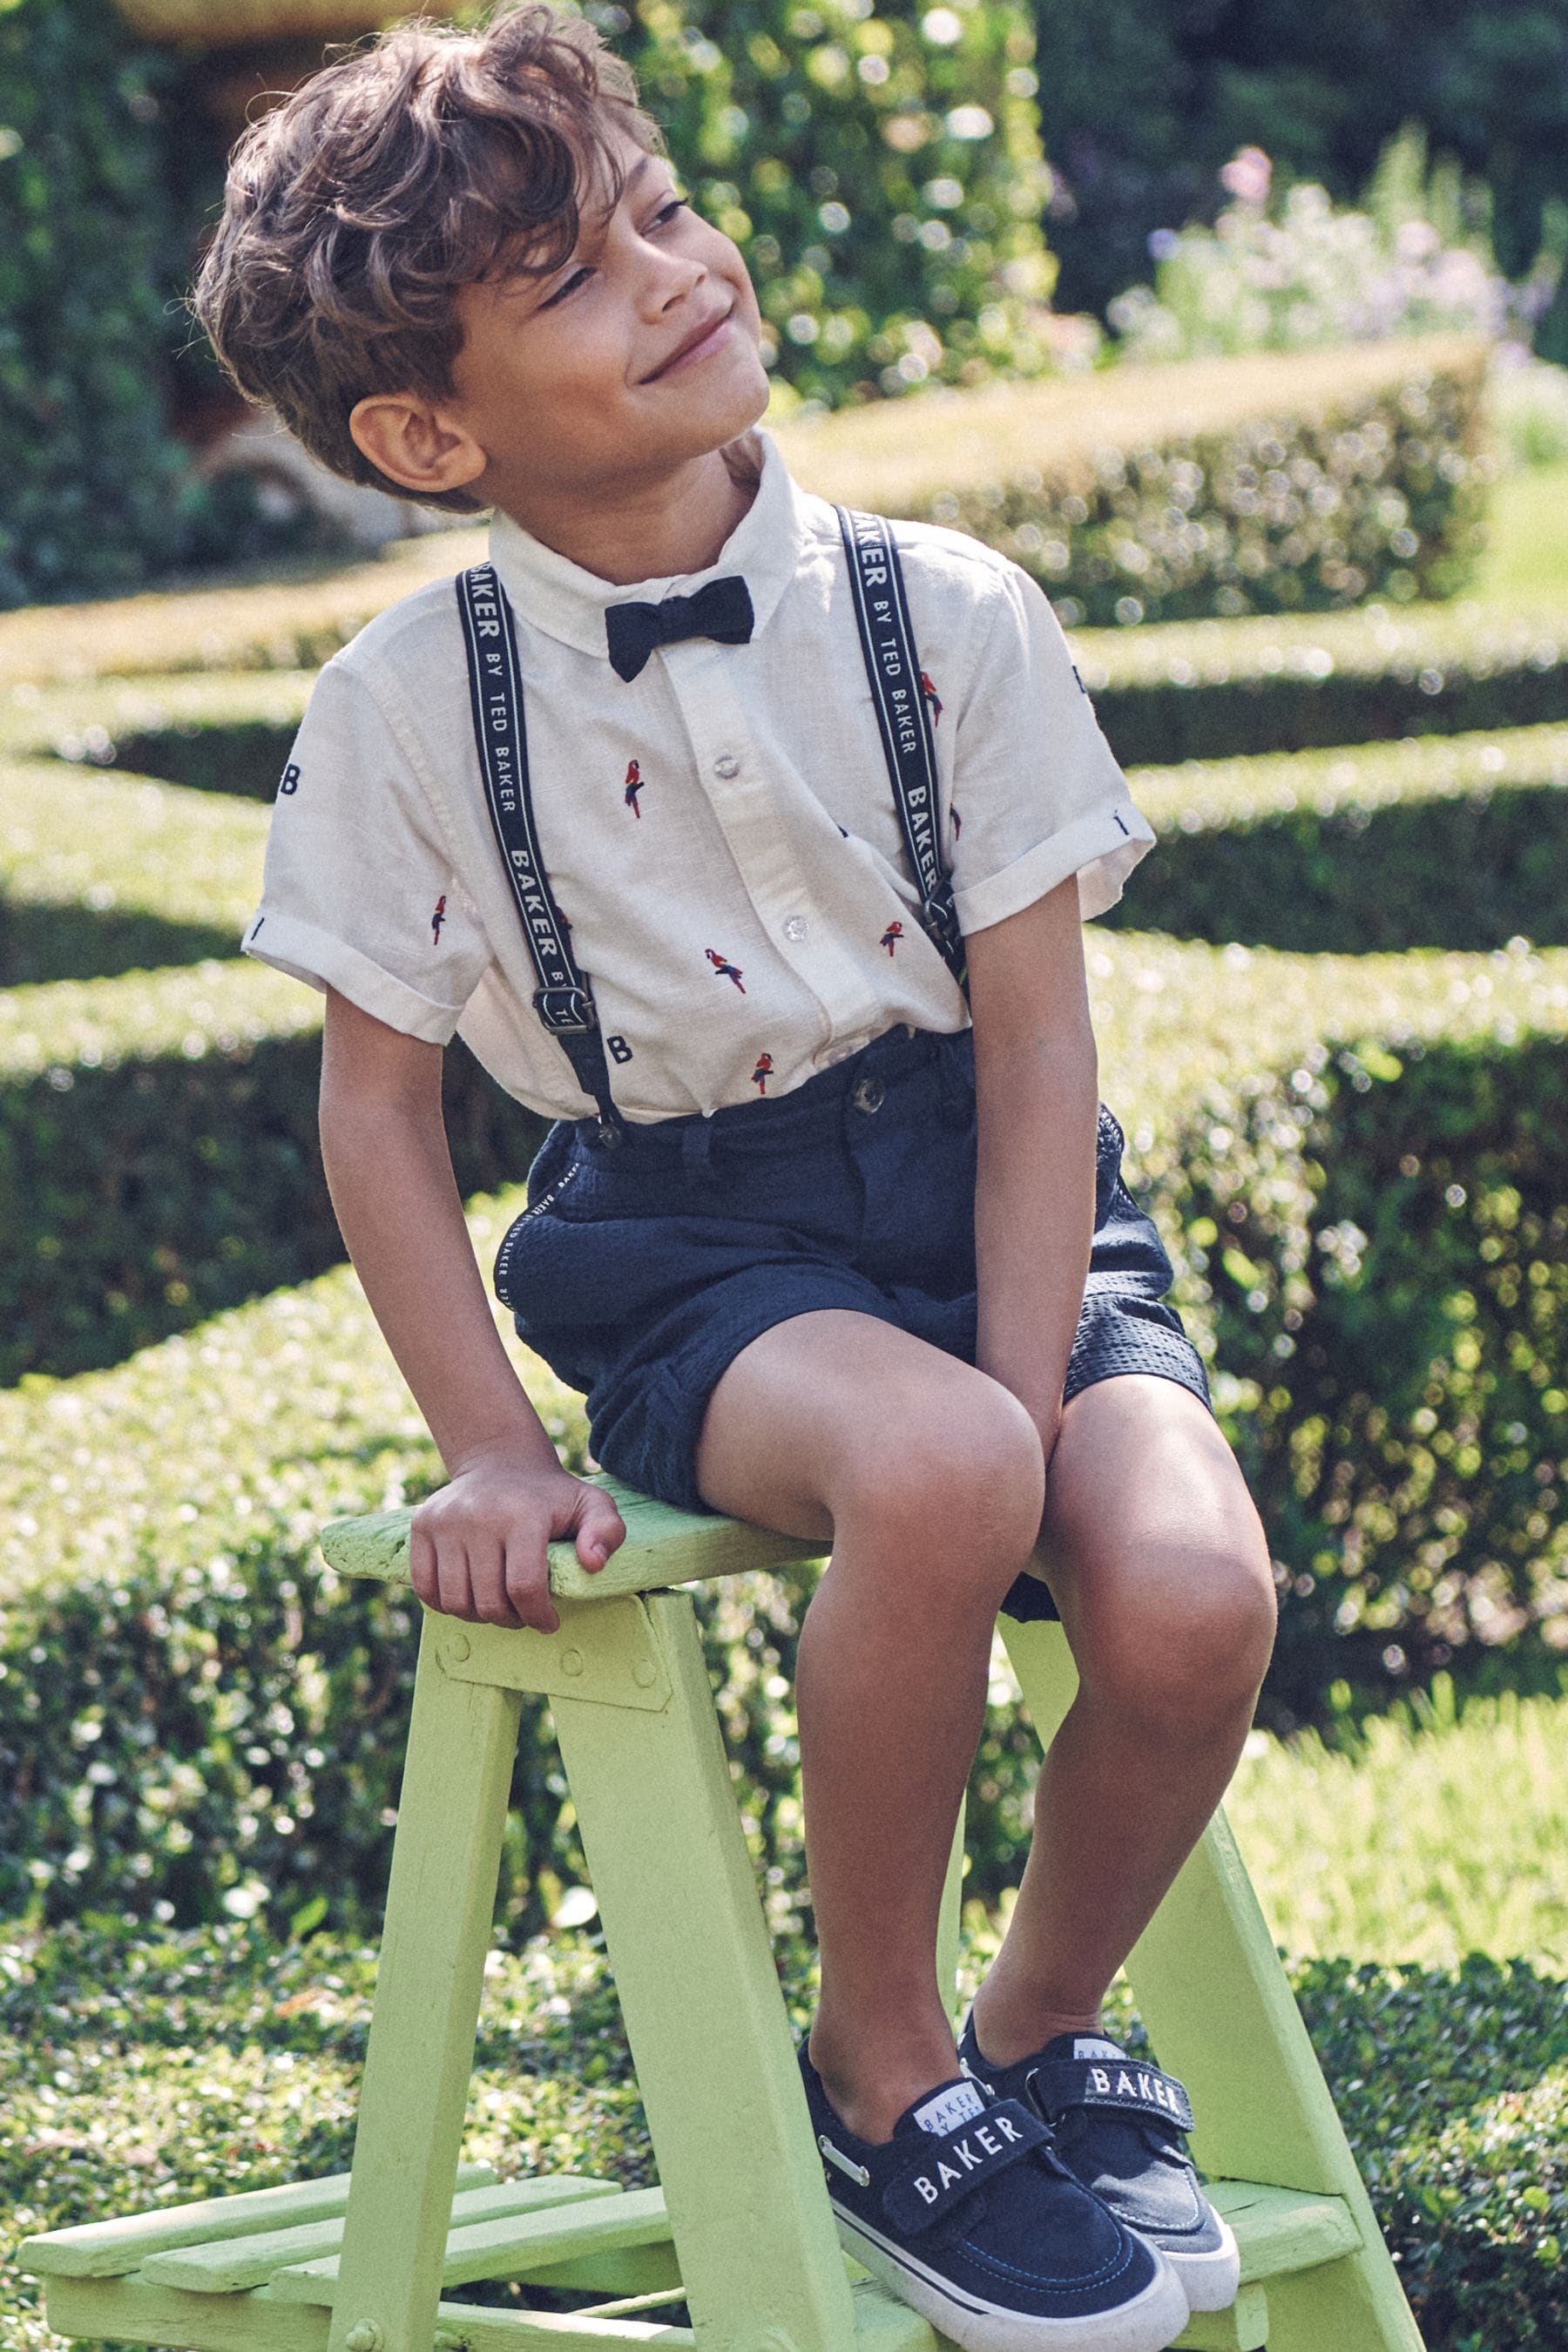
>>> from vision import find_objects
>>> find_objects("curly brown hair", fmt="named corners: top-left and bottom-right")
top-left (189, 3), bottom-right (661, 516)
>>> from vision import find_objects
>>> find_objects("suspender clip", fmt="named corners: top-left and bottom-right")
top-left (533, 984), bottom-right (598, 1035)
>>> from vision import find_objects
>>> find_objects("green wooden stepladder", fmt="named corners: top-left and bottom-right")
top-left (21, 1477), bottom-right (1426, 2352)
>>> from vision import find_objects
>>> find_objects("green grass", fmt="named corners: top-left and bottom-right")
top-left (1224, 1680), bottom-right (1568, 1972)
top-left (1473, 460), bottom-right (1568, 610)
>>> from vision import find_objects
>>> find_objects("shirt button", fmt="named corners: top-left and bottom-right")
top-left (782, 914), bottom-right (808, 943)
top-left (713, 753), bottom-right (740, 779)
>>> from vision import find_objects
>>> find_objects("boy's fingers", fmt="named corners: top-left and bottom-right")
top-left (468, 1531), bottom-right (524, 1628)
top-left (572, 1490), bottom-right (626, 1572)
top-left (436, 1538), bottom-right (476, 1622)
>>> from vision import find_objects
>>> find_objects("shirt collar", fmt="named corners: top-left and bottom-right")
top-left (484, 427), bottom-right (805, 663)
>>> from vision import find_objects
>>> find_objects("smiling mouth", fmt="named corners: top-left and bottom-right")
top-left (645, 308), bottom-right (734, 381)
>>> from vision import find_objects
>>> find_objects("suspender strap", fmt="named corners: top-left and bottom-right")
top-left (456, 564), bottom-right (625, 1146)
top-left (835, 506), bottom-right (967, 993)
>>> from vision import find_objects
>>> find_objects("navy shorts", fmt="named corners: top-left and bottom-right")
top-left (495, 1024), bottom-right (1211, 1623)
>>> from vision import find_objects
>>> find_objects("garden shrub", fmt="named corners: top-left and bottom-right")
top-left (0, 760), bottom-right (264, 984)
top-left (1111, 722), bottom-right (1568, 952)
top-left (1078, 602), bottom-right (1568, 766)
top-left (783, 335), bottom-right (1491, 623)
top-left (1170, 1029), bottom-right (1568, 1731)
top-left (1, 1921), bottom-right (1563, 2352)
top-left (0, 962), bottom-right (543, 1383)
top-left (615, 0), bottom-right (1053, 407)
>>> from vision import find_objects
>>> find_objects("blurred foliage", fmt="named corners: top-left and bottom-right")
top-left (1109, 724), bottom-right (1568, 955)
top-left (1177, 1033), bottom-right (1568, 1731)
top-left (791, 337), bottom-right (1490, 625)
top-left (591, 0), bottom-right (1054, 407)
top-left (0, 0), bottom-right (318, 612)
top-left (1107, 132), bottom-right (1511, 365)
top-left (0, 959), bottom-right (542, 1383)
top-left (1029, 0), bottom-right (1568, 364)
top-left (1, 1917), bottom-right (1564, 2351)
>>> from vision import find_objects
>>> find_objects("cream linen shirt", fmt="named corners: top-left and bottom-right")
top-left (242, 428), bottom-right (1153, 1125)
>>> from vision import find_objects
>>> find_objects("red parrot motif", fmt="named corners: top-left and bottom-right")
top-left (431, 895), bottom-right (447, 945)
top-left (752, 1052), bottom-right (774, 1094)
top-left (921, 669), bottom-right (943, 725)
top-left (706, 949), bottom-right (746, 993)
top-left (880, 922), bottom-right (904, 957)
top-left (624, 759), bottom-right (645, 816)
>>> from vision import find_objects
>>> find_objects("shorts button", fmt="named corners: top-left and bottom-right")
top-left (782, 914), bottom-right (808, 943)
top-left (712, 752), bottom-right (740, 779)
top-left (850, 1075), bottom-right (886, 1115)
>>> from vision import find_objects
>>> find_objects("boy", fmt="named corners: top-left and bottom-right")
top-left (194, 10), bottom-right (1275, 2349)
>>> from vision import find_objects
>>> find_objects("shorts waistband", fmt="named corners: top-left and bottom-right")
top-left (578, 1024), bottom-right (971, 1165)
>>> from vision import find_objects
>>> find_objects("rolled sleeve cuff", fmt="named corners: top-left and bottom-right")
top-left (240, 908), bottom-right (468, 1044)
top-left (955, 804), bottom-right (1156, 936)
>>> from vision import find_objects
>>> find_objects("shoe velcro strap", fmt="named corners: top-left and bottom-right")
top-left (882, 2100), bottom-right (1051, 2234)
top-left (1031, 2058), bottom-right (1194, 2134)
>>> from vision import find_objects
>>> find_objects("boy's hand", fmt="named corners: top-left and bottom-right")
top-left (409, 1453), bottom-right (626, 1632)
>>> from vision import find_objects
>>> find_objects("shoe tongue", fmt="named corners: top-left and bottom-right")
top-left (902, 2077), bottom-right (988, 2138)
top-left (1042, 2032), bottom-right (1126, 2063)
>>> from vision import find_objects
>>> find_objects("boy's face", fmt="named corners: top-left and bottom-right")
top-left (440, 135), bottom-right (770, 513)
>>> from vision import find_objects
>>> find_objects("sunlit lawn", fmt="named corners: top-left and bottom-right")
top-left (1470, 457), bottom-right (1568, 608)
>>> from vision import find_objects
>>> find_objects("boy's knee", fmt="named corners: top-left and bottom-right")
top-left (836, 1380), bottom-right (1044, 1586)
top-left (1083, 1535), bottom-right (1277, 1731)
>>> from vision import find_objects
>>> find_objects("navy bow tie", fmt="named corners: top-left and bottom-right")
top-left (605, 574), bottom-right (754, 681)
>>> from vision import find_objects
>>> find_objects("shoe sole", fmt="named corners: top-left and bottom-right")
top-left (831, 2204), bottom-right (1191, 2352)
top-left (1157, 2213), bottom-right (1241, 2313)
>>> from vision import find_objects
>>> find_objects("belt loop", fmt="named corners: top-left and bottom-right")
top-left (679, 1119), bottom-right (716, 1185)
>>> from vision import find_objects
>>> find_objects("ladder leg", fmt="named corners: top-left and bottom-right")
top-left (551, 1591), bottom-right (860, 2352)
top-left (328, 1613), bottom-right (524, 2352)
top-left (998, 1612), bottom-right (1425, 2352)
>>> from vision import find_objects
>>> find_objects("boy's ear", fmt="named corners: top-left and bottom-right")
top-left (348, 390), bottom-right (488, 497)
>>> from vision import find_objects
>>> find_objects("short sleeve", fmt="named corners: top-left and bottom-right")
top-left (241, 657), bottom-right (493, 1042)
top-left (947, 563), bottom-right (1154, 933)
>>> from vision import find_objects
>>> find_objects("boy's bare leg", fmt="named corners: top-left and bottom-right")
top-left (694, 1308), bottom-right (1046, 2146)
top-left (968, 1374), bottom-right (1278, 2062)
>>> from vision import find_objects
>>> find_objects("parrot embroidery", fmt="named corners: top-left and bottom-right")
top-left (706, 949), bottom-right (746, 993)
top-left (624, 758), bottom-right (645, 817)
top-left (921, 669), bottom-right (943, 726)
top-left (880, 922), bottom-right (904, 957)
top-left (431, 895), bottom-right (447, 945)
top-left (752, 1052), bottom-right (774, 1094)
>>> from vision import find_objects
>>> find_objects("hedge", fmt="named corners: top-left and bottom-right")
top-left (1111, 721), bottom-right (1568, 952)
top-left (0, 1921), bottom-right (1563, 2352)
top-left (0, 759), bottom-right (264, 984)
top-left (0, 962), bottom-right (543, 1383)
top-left (781, 335), bottom-right (1493, 623)
top-left (4, 936), bottom-right (1568, 1932)
top-left (1077, 601), bottom-right (1568, 767)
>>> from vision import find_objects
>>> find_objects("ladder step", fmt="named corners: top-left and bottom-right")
top-left (269, 2185), bottom-right (674, 2306)
top-left (17, 2163), bottom-right (499, 2281)
top-left (139, 2176), bottom-right (620, 2294)
top-left (1210, 2180), bottom-right (1362, 2281)
top-left (1173, 2284), bottom-right (1269, 2352)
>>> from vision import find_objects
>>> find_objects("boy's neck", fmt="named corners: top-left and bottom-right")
top-left (489, 441), bottom-right (762, 587)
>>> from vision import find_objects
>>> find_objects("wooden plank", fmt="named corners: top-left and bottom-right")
top-left (517, 2247), bottom-right (681, 2299)
top-left (43, 2272), bottom-right (693, 2352)
top-left (17, 2166), bottom-right (499, 2280)
top-left (429, 1601), bottom-right (670, 1712)
top-left (1173, 2284), bottom-right (1269, 2352)
top-left (270, 2188), bottom-right (674, 2305)
top-left (141, 2178), bottom-right (619, 2295)
top-left (552, 1592), bottom-right (860, 2352)
top-left (319, 1484), bottom-right (821, 1601)
top-left (324, 1619), bottom-right (524, 2352)
top-left (1208, 2182), bottom-right (1361, 2284)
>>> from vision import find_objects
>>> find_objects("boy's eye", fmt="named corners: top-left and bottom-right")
top-left (543, 265), bottom-right (594, 308)
top-left (651, 195), bottom-right (689, 227)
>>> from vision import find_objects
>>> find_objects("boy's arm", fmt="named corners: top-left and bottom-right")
top-left (318, 985), bottom-right (625, 1631)
top-left (966, 875), bottom-right (1099, 1467)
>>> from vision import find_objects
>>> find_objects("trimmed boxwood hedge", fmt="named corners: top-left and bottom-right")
top-left (0, 759), bottom-right (265, 984)
top-left (0, 1921), bottom-right (1562, 2352)
top-left (782, 335), bottom-right (1492, 624)
top-left (1078, 602), bottom-right (1568, 767)
top-left (0, 963), bottom-right (543, 1383)
top-left (1112, 722), bottom-right (1568, 952)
